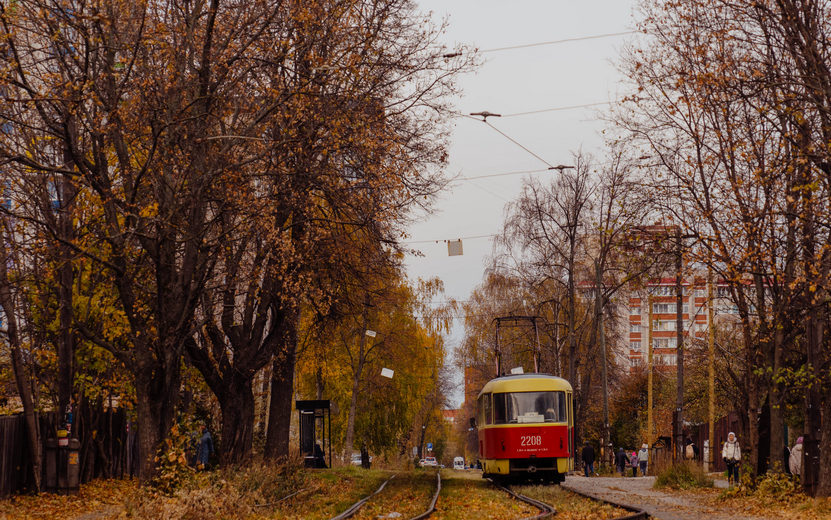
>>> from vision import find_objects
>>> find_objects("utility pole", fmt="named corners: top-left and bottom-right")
top-left (675, 229), bottom-right (685, 462)
top-left (708, 261), bottom-right (716, 472)
top-left (596, 259), bottom-right (611, 467)
top-left (648, 293), bottom-right (654, 447)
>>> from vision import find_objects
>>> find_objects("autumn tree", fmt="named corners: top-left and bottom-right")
top-left (618, 0), bottom-right (831, 492)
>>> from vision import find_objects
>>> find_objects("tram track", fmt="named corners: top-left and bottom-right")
top-left (487, 478), bottom-right (556, 519)
top-left (329, 474), bottom-right (396, 520)
top-left (329, 469), bottom-right (648, 520)
top-left (559, 484), bottom-right (649, 520)
top-left (410, 471), bottom-right (441, 520)
top-left (328, 471), bottom-right (439, 520)
top-left (490, 476), bottom-right (650, 520)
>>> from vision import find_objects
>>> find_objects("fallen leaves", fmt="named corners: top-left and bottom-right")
top-left (0, 478), bottom-right (137, 520)
top-left (513, 484), bottom-right (627, 520)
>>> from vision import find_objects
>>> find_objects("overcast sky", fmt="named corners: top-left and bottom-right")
top-left (405, 1), bottom-right (640, 405)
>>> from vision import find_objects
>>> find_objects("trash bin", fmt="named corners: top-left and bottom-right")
top-left (44, 437), bottom-right (80, 494)
top-left (45, 438), bottom-right (58, 491)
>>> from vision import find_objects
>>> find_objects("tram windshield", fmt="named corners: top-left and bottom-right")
top-left (492, 391), bottom-right (566, 424)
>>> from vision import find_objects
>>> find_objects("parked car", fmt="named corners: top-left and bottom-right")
top-left (351, 453), bottom-right (372, 466)
top-left (453, 456), bottom-right (464, 470)
top-left (420, 456), bottom-right (438, 467)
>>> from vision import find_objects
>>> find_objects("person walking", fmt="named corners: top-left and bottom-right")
top-left (615, 447), bottom-right (627, 475)
top-left (581, 441), bottom-right (596, 477)
top-left (196, 423), bottom-right (214, 470)
top-left (789, 436), bottom-right (803, 478)
top-left (722, 431), bottom-right (741, 485)
top-left (630, 450), bottom-right (639, 477)
top-left (638, 443), bottom-right (649, 476)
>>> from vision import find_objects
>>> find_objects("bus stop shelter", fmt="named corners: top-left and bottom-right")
top-left (296, 400), bottom-right (331, 469)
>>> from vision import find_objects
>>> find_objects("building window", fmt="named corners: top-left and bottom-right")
top-left (654, 337), bottom-right (677, 349)
top-left (652, 320), bottom-right (676, 331)
top-left (630, 324), bottom-right (640, 333)
top-left (630, 306), bottom-right (640, 315)
top-left (630, 341), bottom-right (641, 352)
top-left (652, 303), bottom-right (689, 315)
top-left (695, 289), bottom-right (705, 297)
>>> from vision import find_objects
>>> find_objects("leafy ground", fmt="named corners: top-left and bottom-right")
top-left (0, 478), bottom-right (138, 520)
top-left (350, 470), bottom-right (437, 520)
top-left (264, 466), bottom-right (391, 520)
top-left (709, 478), bottom-right (831, 520)
top-left (431, 469), bottom-right (535, 519)
top-left (513, 483), bottom-right (627, 520)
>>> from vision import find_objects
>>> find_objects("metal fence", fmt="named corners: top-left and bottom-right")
top-left (0, 407), bottom-right (138, 497)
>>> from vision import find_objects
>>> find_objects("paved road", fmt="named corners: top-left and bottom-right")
top-left (562, 475), bottom-right (771, 520)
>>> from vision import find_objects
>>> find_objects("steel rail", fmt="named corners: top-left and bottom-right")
top-left (329, 474), bottom-right (396, 520)
top-left (487, 478), bottom-right (556, 519)
top-left (409, 471), bottom-right (441, 520)
top-left (561, 483), bottom-right (650, 520)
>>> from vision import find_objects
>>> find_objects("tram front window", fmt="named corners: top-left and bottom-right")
top-left (493, 391), bottom-right (566, 424)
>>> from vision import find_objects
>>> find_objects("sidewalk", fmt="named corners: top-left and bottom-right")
top-left (562, 475), bottom-right (772, 520)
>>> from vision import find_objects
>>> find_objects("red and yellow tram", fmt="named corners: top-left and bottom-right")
top-left (476, 374), bottom-right (573, 483)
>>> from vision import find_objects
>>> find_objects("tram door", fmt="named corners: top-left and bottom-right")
top-left (567, 390), bottom-right (574, 471)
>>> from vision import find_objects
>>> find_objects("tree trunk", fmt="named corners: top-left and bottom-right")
top-left (219, 375), bottom-right (256, 465)
top-left (343, 368), bottom-right (362, 462)
top-left (816, 385), bottom-right (831, 497)
top-left (0, 234), bottom-right (41, 491)
top-left (769, 324), bottom-right (786, 473)
top-left (134, 378), bottom-right (162, 481)
top-left (264, 323), bottom-right (297, 461)
top-left (133, 355), bottom-right (181, 481)
top-left (56, 175), bottom-right (76, 419)
top-left (343, 305), bottom-right (368, 462)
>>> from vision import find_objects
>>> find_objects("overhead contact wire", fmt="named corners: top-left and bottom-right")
top-left (481, 30), bottom-right (637, 53)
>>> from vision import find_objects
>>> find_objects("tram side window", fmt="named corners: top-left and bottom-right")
top-left (483, 393), bottom-right (492, 425)
top-left (493, 393), bottom-right (507, 424)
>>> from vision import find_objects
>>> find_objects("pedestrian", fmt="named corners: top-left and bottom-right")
top-left (638, 443), bottom-right (649, 476)
top-left (722, 431), bottom-right (741, 485)
top-left (789, 436), bottom-right (803, 478)
top-left (196, 423), bottom-right (214, 470)
top-left (630, 450), bottom-right (639, 477)
top-left (615, 447), bottom-right (627, 475)
top-left (581, 441), bottom-right (596, 477)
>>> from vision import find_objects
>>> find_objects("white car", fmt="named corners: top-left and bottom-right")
top-left (453, 457), bottom-right (464, 470)
top-left (351, 453), bottom-right (372, 465)
top-left (420, 456), bottom-right (438, 467)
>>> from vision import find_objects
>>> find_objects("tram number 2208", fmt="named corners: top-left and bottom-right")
top-left (520, 435), bottom-right (543, 446)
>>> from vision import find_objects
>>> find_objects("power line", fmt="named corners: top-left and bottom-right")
top-left (501, 101), bottom-right (614, 118)
top-left (482, 120), bottom-right (555, 169)
top-left (480, 30), bottom-right (637, 53)
top-left (402, 233), bottom-right (497, 245)
top-left (457, 168), bottom-right (549, 181)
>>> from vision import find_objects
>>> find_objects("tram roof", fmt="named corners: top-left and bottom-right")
top-left (478, 373), bottom-right (572, 396)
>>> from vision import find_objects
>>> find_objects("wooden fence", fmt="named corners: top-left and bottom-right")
top-left (0, 407), bottom-right (138, 497)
